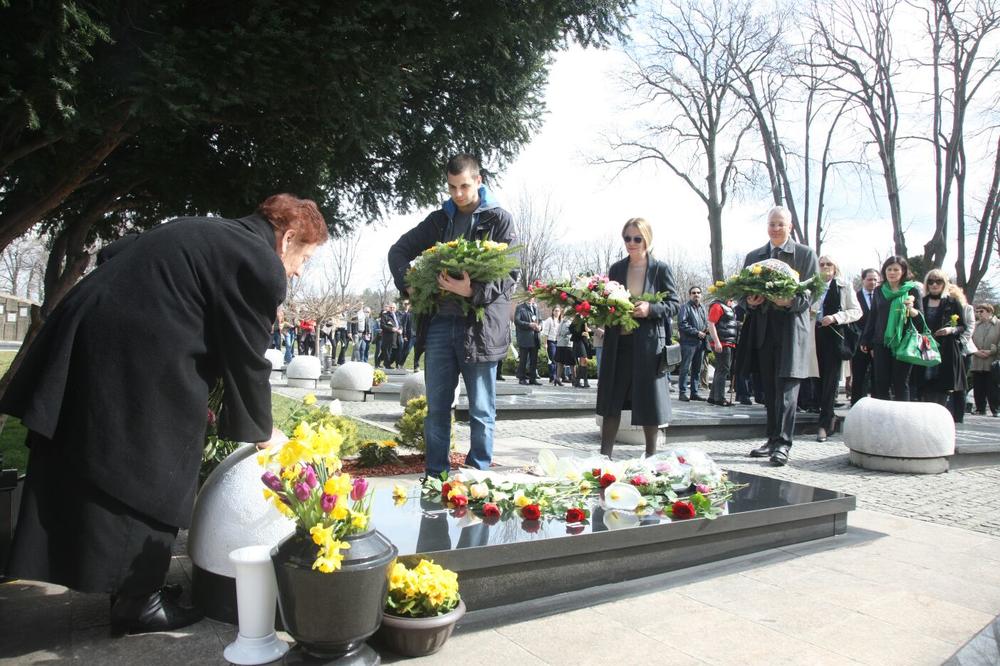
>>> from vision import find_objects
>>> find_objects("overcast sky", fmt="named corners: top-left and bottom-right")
top-left (329, 31), bottom-right (996, 295)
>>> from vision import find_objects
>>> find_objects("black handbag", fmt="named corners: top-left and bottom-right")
top-left (657, 343), bottom-right (682, 377)
top-left (835, 323), bottom-right (861, 360)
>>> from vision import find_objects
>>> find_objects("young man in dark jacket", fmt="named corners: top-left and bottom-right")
top-left (388, 154), bottom-right (518, 478)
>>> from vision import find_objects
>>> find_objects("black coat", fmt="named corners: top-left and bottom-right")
top-left (596, 257), bottom-right (680, 425)
top-left (918, 295), bottom-right (968, 393)
top-left (0, 214), bottom-right (285, 528)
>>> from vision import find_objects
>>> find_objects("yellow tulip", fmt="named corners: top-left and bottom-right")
top-left (303, 393), bottom-right (317, 406)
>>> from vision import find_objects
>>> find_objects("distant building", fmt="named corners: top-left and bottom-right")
top-left (0, 293), bottom-right (37, 342)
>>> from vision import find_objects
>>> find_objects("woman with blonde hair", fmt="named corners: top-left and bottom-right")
top-left (813, 255), bottom-right (862, 441)
top-left (916, 269), bottom-right (968, 420)
top-left (970, 303), bottom-right (1000, 416)
top-left (595, 218), bottom-right (679, 458)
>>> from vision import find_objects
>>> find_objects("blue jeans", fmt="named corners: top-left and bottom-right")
top-left (282, 331), bottom-right (295, 364)
top-left (678, 341), bottom-right (705, 396)
top-left (424, 316), bottom-right (498, 476)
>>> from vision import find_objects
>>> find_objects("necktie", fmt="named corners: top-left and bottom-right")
top-left (865, 291), bottom-right (872, 309)
top-left (770, 245), bottom-right (781, 260)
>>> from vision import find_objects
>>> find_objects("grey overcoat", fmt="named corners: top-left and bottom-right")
top-left (738, 241), bottom-right (819, 379)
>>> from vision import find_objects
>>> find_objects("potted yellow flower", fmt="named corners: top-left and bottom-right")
top-left (259, 420), bottom-right (396, 662)
top-left (375, 559), bottom-right (465, 657)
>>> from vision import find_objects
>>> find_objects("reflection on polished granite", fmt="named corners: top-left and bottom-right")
top-left (370, 471), bottom-right (852, 556)
top-left (368, 471), bottom-right (855, 613)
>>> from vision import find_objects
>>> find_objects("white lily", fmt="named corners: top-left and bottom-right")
top-left (602, 482), bottom-right (643, 511)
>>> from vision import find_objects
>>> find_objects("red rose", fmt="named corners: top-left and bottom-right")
top-left (560, 291), bottom-right (568, 300)
top-left (521, 504), bottom-right (541, 520)
top-left (591, 468), bottom-right (601, 478)
top-left (599, 473), bottom-right (616, 488)
top-left (671, 500), bottom-right (696, 520)
top-left (451, 494), bottom-right (468, 507)
top-left (482, 502), bottom-right (501, 519)
top-left (565, 507), bottom-right (585, 523)
top-left (441, 482), bottom-right (452, 498)
top-left (677, 456), bottom-right (686, 464)
top-left (609, 306), bottom-right (615, 313)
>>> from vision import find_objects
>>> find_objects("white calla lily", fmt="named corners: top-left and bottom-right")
top-left (602, 510), bottom-right (640, 530)
top-left (602, 482), bottom-right (643, 511)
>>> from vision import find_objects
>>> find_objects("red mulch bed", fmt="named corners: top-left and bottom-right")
top-left (341, 452), bottom-right (467, 477)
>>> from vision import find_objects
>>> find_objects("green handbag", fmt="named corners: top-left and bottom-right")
top-left (894, 318), bottom-right (942, 367)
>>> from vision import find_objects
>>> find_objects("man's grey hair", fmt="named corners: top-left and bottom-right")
top-left (767, 206), bottom-right (792, 224)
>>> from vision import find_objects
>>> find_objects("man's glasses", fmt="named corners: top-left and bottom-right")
top-left (623, 235), bottom-right (644, 244)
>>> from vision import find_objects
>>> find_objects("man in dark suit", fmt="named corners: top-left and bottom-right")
top-left (379, 302), bottom-right (401, 369)
top-left (739, 206), bottom-right (819, 466)
top-left (395, 299), bottom-right (414, 369)
top-left (514, 295), bottom-right (542, 385)
top-left (850, 268), bottom-right (879, 404)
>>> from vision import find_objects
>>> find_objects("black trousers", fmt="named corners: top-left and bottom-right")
top-left (816, 329), bottom-right (843, 430)
top-left (8, 433), bottom-right (177, 596)
top-left (850, 348), bottom-right (873, 404)
top-left (972, 371), bottom-right (999, 413)
top-left (871, 344), bottom-right (913, 401)
top-left (379, 333), bottom-right (397, 368)
top-left (516, 346), bottom-right (539, 380)
top-left (757, 343), bottom-right (801, 446)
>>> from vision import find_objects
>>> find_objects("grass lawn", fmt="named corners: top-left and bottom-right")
top-left (0, 367), bottom-right (392, 475)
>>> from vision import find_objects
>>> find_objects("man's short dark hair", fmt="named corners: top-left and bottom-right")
top-left (447, 153), bottom-right (480, 177)
top-left (861, 268), bottom-right (879, 279)
top-left (689, 286), bottom-right (702, 294)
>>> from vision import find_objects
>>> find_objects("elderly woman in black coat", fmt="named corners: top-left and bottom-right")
top-left (916, 269), bottom-right (968, 419)
top-left (596, 218), bottom-right (680, 458)
top-left (1, 194), bottom-right (328, 635)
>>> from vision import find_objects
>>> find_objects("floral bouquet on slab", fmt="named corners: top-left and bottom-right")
top-left (529, 275), bottom-right (669, 332)
top-left (418, 448), bottom-right (744, 526)
top-left (406, 237), bottom-right (519, 321)
top-left (708, 258), bottom-right (825, 304)
top-left (258, 420), bottom-right (373, 572)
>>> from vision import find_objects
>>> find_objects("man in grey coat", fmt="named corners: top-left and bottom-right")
top-left (739, 206), bottom-right (819, 466)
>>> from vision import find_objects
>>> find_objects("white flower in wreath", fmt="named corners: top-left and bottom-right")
top-left (469, 483), bottom-right (489, 500)
top-left (574, 274), bottom-right (594, 290)
top-left (606, 287), bottom-right (632, 305)
top-left (602, 482), bottom-right (643, 511)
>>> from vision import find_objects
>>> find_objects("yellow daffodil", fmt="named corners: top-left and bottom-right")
top-left (303, 393), bottom-right (317, 406)
top-left (324, 474), bottom-right (352, 497)
top-left (331, 503), bottom-right (349, 521)
top-left (310, 523), bottom-right (334, 546)
top-left (751, 265), bottom-right (762, 275)
top-left (350, 512), bottom-right (368, 530)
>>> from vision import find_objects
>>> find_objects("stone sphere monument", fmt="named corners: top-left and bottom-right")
top-left (285, 355), bottom-right (321, 388)
top-left (188, 444), bottom-right (294, 622)
top-left (843, 397), bottom-right (955, 473)
top-left (329, 361), bottom-right (374, 401)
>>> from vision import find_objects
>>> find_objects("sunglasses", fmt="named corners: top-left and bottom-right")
top-left (623, 235), bottom-right (644, 244)
top-left (927, 279), bottom-right (945, 285)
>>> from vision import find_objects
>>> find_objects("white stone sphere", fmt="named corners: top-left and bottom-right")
top-left (264, 348), bottom-right (284, 369)
top-left (286, 355), bottom-right (321, 380)
top-left (188, 444), bottom-right (294, 578)
top-left (329, 361), bottom-right (374, 391)
top-left (844, 397), bottom-right (954, 473)
top-left (399, 370), bottom-right (461, 408)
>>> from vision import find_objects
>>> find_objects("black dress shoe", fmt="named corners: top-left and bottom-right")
top-left (770, 444), bottom-right (790, 466)
top-left (716, 400), bottom-right (733, 407)
top-left (749, 442), bottom-right (773, 458)
top-left (519, 379), bottom-right (529, 385)
top-left (678, 394), bottom-right (690, 402)
top-left (739, 399), bottom-right (753, 406)
top-left (110, 591), bottom-right (204, 636)
top-left (689, 394), bottom-right (706, 401)
top-left (706, 398), bottom-right (717, 405)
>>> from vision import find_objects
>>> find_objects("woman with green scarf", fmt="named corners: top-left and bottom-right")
top-left (860, 255), bottom-right (926, 401)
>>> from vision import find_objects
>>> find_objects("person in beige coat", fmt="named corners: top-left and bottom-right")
top-left (970, 303), bottom-right (1000, 416)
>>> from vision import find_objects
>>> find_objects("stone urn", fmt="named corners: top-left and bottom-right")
top-left (271, 529), bottom-right (396, 662)
top-left (375, 600), bottom-right (466, 658)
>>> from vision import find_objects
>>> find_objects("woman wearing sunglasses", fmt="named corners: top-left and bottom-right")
top-left (915, 270), bottom-right (968, 421)
top-left (596, 218), bottom-right (680, 458)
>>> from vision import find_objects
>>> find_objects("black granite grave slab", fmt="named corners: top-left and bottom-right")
top-left (370, 471), bottom-right (854, 620)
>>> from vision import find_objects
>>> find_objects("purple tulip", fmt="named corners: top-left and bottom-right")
top-left (695, 483), bottom-right (711, 495)
top-left (350, 477), bottom-right (369, 501)
top-left (302, 466), bottom-right (318, 489)
top-left (261, 471), bottom-right (283, 492)
top-left (294, 482), bottom-right (311, 502)
top-left (321, 493), bottom-right (338, 513)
